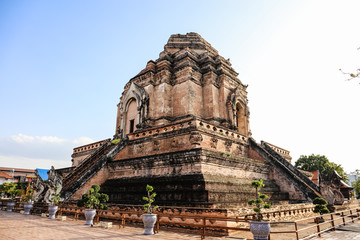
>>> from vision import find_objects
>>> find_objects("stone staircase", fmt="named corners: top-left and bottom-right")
top-left (262, 180), bottom-right (289, 202)
top-left (61, 138), bottom-right (127, 200)
top-left (249, 138), bottom-right (322, 201)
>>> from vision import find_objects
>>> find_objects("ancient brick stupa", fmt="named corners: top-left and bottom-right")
top-left (60, 33), bottom-right (321, 207)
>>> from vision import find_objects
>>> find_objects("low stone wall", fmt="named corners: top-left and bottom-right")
top-left (228, 202), bottom-right (316, 221)
top-left (334, 199), bottom-right (360, 211)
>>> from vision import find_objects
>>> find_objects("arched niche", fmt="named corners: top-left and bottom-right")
top-left (125, 98), bottom-right (138, 134)
top-left (226, 86), bottom-right (250, 136)
top-left (236, 102), bottom-right (247, 135)
top-left (116, 82), bottom-right (149, 138)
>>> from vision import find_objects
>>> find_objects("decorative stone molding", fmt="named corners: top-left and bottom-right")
top-left (189, 132), bottom-right (203, 145)
top-left (134, 143), bottom-right (144, 154)
top-left (225, 140), bottom-right (233, 152)
top-left (153, 140), bottom-right (160, 151)
top-left (170, 137), bottom-right (178, 148)
top-left (210, 137), bottom-right (218, 149)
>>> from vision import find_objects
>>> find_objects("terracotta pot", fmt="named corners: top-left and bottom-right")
top-left (24, 204), bottom-right (33, 215)
top-left (7, 202), bottom-right (15, 212)
top-left (48, 206), bottom-right (58, 219)
top-left (250, 221), bottom-right (271, 240)
top-left (84, 209), bottom-right (97, 225)
top-left (142, 214), bottom-right (157, 235)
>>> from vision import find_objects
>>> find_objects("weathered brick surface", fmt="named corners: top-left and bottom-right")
top-left (63, 33), bottom-right (317, 210)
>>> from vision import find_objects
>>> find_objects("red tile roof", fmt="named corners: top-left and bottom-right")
top-left (0, 171), bottom-right (13, 179)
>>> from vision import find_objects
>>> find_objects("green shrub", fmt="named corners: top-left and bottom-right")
top-left (77, 184), bottom-right (109, 210)
top-left (313, 197), bottom-right (330, 215)
top-left (142, 185), bottom-right (159, 214)
top-left (248, 179), bottom-right (271, 221)
top-left (49, 186), bottom-right (61, 206)
top-left (3, 183), bottom-right (19, 201)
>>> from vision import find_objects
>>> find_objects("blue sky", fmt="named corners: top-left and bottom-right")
top-left (0, 0), bottom-right (359, 172)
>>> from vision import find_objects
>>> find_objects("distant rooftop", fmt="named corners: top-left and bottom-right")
top-left (0, 171), bottom-right (13, 179)
top-left (0, 167), bottom-right (35, 173)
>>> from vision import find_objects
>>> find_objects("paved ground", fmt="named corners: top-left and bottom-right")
top-left (314, 221), bottom-right (360, 239)
top-left (1, 210), bottom-right (359, 240)
top-left (0, 210), bottom-right (222, 240)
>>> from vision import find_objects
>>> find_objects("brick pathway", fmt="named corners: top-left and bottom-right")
top-left (0, 211), bottom-right (222, 240)
top-left (2, 210), bottom-right (359, 240)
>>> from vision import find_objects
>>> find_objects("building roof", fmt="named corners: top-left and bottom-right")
top-left (340, 180), bottom-right (353, 189)
top-left (36, 168), bottom-right (49, 180)
top-left (0, 167), bottom-right (35, 173)
top-left (0, 171), bottom-right (13, 179)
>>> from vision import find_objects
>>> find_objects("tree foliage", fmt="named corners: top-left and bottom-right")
top-left (339, 47), bottom-right (360, 83)
top-left (352, 179), bottom-right (360, 198)
top-left (339, 68), bottom-right (360, 82)
top-left (295, 154), bottom-right (348, 182)
top-left (2, 183), bottom-right (19, 201)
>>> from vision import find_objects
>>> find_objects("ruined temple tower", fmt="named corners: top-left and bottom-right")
top-left (60, 33), bottom-right (321, 207)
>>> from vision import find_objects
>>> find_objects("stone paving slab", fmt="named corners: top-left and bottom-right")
top-left (0, 211), bottom-right (223, 240)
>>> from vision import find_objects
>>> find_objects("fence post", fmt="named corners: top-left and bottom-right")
top-left (121, 214), bottom-right (125, 228)
top-left (350, 210), bottom-right (354, 223)
top-left (316, 217), bottom-right (321, 237)
top-left (201, 217), bottom-right (206, 240)
top-left (155, 214), bottom-right (160, 234)
top-left (341, 212), bottom-right (345, 225)
top-left (330, 213), bottom-right (335, 231)
top-left (294, 221), bottom-right (299, 240)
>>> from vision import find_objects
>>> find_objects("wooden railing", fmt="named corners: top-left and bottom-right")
top-left (292, 208), bottom-right (360, 240)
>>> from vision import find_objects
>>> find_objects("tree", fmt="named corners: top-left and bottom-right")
top-left (339, 68), bottom-right (360, 82)
top-left (339, 47), bottom-right (359, 83)
top-left (248, 179), bottom-right (271, 221)
top-left (352, 179), bottom-right (360, 198)
top-left (142, 185), bottom-right (158, 214)
top-left (295, 154), bottom-right (348, 182)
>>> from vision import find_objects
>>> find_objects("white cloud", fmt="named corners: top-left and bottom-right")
top-left (11, 134), bottom-right (34, 143)
top-left (1, 134), bottom-right (97, 169)
top-left (11, 134), bottom-right (66, 144)
top-left (72, 137), bottom-right (95, 146)
top-left (0, 155), bottom-right (70, 170)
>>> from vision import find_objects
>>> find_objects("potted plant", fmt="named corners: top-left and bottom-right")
top-left (23, 187), bottom-right (34, 215)
top-left (248, 179), bottom-right (271, 240)
top-left (313, 197), bottom-right (330, 223)
top-left (3, 183), bottom-right (19, 212)
top-left (142, 184), bottom-right (159, 235)
top-left (48, 186), bottom-right (61, 219)
top-left (77, 184), bottom-right (109, 225)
